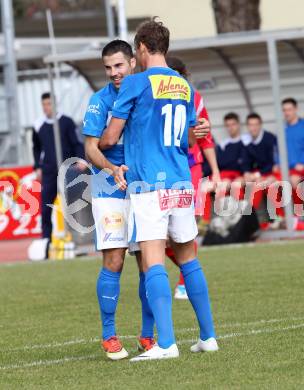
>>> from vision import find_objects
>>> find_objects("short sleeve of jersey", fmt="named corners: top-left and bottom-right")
top-left (112, 75), bottom-right (139, 120)
top-left (194, 90), bottom-right (209, 120)
top-left (82, 94), bottom-right (108, 138)
top-left (194, 90), bottom-right (215, 150)
top-left (189, 88), bottom-right (197, 128)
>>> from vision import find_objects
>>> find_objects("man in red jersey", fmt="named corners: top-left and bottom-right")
top-left (166, 56), bottom-right (220, 299)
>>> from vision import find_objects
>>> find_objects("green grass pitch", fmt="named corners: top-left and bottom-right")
top-left (1, 241), bottom-right (304, 389)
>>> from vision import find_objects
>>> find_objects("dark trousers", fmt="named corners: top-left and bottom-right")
top-left (41, 174), bottom-right (57, 239)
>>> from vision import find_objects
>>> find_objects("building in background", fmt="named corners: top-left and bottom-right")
top-left (125, 0), bottom-right (304, 39)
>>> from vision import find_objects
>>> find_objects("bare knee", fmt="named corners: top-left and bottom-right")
top-left (135, 251), bottom-right (148, 273)
top-left (169, 239), bottom-right (196, 265)
top-left (139, 240), bottom-right (166, 269)
top-left (102, 248), bottom-right (125, 272)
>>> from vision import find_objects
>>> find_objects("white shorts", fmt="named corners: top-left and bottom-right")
top-left (92, 197), bottom-right (139, 252)
top-left (128, 189), bottom-right (198, 244)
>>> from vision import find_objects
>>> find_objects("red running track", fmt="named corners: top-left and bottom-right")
top-left (0, 238), bottom-right (31, 263)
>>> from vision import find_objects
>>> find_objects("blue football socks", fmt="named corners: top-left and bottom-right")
top-left (96, 268), bottom-right (121, 340)
top-left (180, 259), bottom-right (216, 340)
top-left (139, 272), bottom-right (155, 338)
top-left (145, 264), bottom-right (175, 348)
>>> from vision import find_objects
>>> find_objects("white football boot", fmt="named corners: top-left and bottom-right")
top-left (174, 285), bottom-right (189, 300)
top-left (190, 337), bottom-right (219, 353)
top-left (130, 343), bottom-right (179, 362)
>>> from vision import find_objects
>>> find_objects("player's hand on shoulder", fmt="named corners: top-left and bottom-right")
top-left (113, 165), bottom-right (129, 191)
top-left (193, 118), bottom-right (210, 138)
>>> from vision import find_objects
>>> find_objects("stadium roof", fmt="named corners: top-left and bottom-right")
top-left (43, 27), bottom-right (304, 62)
top-left (40, 27), bottom-right (304, 90)
top-left (1, 27), bottom-right (304, 90)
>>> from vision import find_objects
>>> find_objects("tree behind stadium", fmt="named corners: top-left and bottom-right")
top-left (212, 0), bottom-right (261, 33)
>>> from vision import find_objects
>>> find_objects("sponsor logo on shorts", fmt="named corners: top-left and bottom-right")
top-left (103, 233), bottom-right (112, 242)
top-left (103, 232), bottom-right (124, 243)
top-left (158, 189), bottom-right (193, 211)
top-left (102, 212), bottom-right (124, 232)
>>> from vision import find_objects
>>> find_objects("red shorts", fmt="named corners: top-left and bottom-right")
top-left (289, 168), bottom-right (304, 178)
top-left (220, 170), bottom-right (241, 181)
top-left (272, 170), bottom-right (304, 181)
top-left (261, 172), bottom-right (276, 179)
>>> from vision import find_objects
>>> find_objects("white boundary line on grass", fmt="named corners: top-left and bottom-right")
top-left (0, 354), bottom-right (100, 370)
top-left (181, 323), bottom-right (304, 343)
top-left (1, 323), bottom-right (303, 371)
top-left (2, 315), bottom-right (304, 353)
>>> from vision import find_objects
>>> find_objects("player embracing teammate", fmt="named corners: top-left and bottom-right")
top-left (93, 18), bottom-right (218, 361)
top-left (83, 41), bottom-right (156, 360)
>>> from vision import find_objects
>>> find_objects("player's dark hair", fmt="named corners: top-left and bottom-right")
top-left (282, 97), bottom-right (298, 107)
top-left (134, 17), bottom-right (169, 55)
top-left (246, 112), bottom-right (262, 123)
top-left (224, 112), bottom-right (239, 122)
top-left (102, 39), bottom-right (134, 59)
top-left (166, 56), bottom-right (188, 79)
top-left (41, 92), bottom-right (51, 100)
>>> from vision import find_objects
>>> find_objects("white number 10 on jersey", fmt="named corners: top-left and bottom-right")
top-left (162, 104), bottom-right (186, 147)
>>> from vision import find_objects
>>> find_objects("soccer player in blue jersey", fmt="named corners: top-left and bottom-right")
top-left (99, 19), bottom-right (218, 361)
top-left (83, 40), bottom-right (155, 360)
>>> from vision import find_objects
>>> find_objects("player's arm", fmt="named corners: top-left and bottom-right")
top-left (99, 75), bottom-right (137, 151)
top-left (188, 88), bottom-right (210, 141)
top-left (82, 94), bottom-right (118, 164)
top-left (98, 118), bottom-right (126, 150)
top-left (85, 136), bottom-right (116, 172)
top-left (85, 136), bottom-right (127, 189)
top-left (203, 147), bottom-right (220, 183)
top-left (188, 128), bottom-right (196, 147)
top-left (82, 94), bottom-right (127, 189)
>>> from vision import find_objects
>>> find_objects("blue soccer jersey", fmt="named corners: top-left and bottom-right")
top-left (112, 67), bottom-right (197, 192)
top-left (83, 83), bottom-right (125, 199)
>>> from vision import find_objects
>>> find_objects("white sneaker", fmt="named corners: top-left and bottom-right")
top-left (174, 285), bottom-right (188, 300)
top-left (27, 238), bottom-right (49, 261)
top-left (190, 337), bottom-right (219, 353)
top-left (130, 343), bottom-right (179, 362)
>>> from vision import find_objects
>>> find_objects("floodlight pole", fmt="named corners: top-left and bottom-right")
top-left (267, 38), bottom-right (294, 233)
top-left (104, 0), bottom-right (115, 38)
top-left (117, 0), bottom-right (128, 40)
top-left (46, 9), bottom-right (61, 94)
top-left (1, 0), bottom-right (22, 165)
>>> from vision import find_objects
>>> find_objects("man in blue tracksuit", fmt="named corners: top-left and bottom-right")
top-left (282, 97), bottom-right (304, 207)
top-left (32, 92), bottom-right (85, 241)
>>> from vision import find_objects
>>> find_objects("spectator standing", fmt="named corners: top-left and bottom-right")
top-left (32, 92), bottom-right (85, 250)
